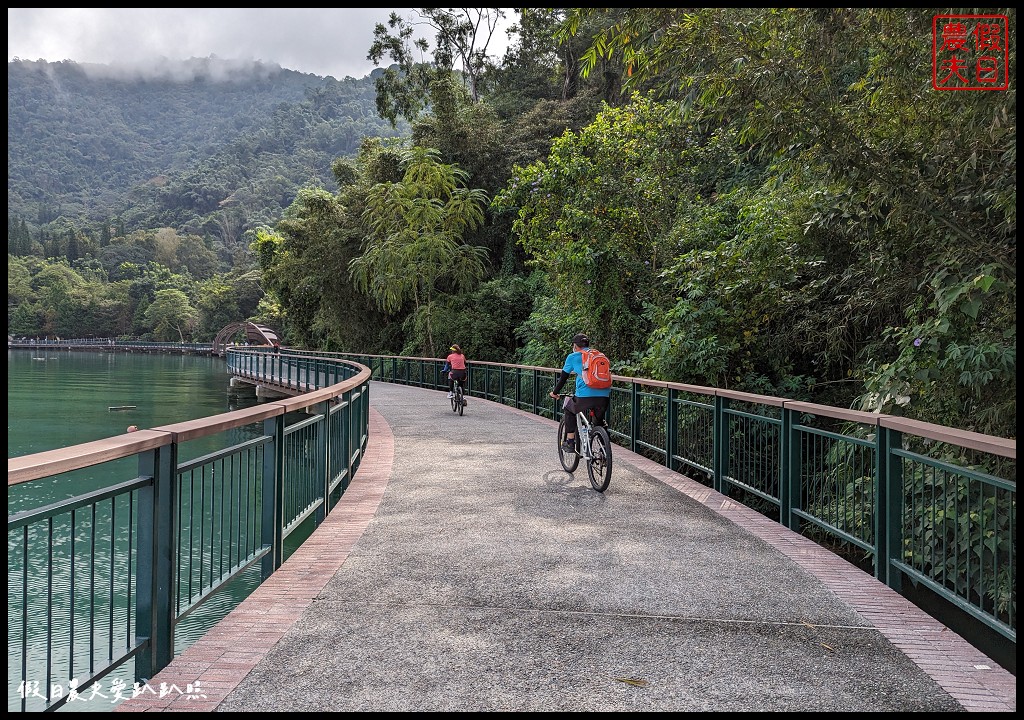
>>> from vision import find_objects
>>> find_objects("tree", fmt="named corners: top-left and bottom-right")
top-left (153, 228), bottom-right (181, 270)
top-left (195, 275), bottom-right (241, 338)
top-left (7, 216), bottom-right (33, 255)
top-left (8, 255), bottom-right (36, 306)
top-left (145, 289), bottom-right (198, 342)
top-left (492, 95), bottom-right (723, 363)
top-left (417, 7), bottom-right (508, 102)
top-left (176, 233), bottom-right (221, 279)
top-left (99, 231), bottom-right (155, 279)
top-left (350, 146), bottom-right (489, 355)
top-left (552, 7), bottom-right (1016, 434)
top-left (8, 301), bottom-right (42, 337)
top-left (367, 8), bottom-right (509, 125)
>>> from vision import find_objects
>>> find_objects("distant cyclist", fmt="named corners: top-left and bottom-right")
top-left (445, 344), bottom-right (468, 399)
top-left (549, 333), bottom-right (611, 453)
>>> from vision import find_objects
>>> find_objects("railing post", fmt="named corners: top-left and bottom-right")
top-left (339, 391), bottom-right (352, 493)
top-left (315, 400), bottom-right (330, 525)
top-left (713, 395), bottom-right (729, 494)
top-left (347, 390), bottom-right (358, 481)
top-left (262, 414), bottom-right (285, 579)
top-left (630, 381), bottom-right (640, 454)
top-left (357, 385), bottom-right (369, 470)
top-left (666, 388), bottom-right (677, 471)
top-left (134, 443), bottom-right (176, 681)
top-left (780, 406), bottom-right (799, 531)
top-left (552, 377), bottom-right (561, 421)
top-left (531, 369), bottom-right (539, 415)
top-left (879, 425), bottom-right (903, 589)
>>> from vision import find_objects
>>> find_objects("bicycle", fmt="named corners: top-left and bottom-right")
top-left (554, 393), bottom-right (613, 492)
top-left (448, 372), bottom-right (466, 416)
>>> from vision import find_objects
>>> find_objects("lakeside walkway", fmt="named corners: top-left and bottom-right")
top-left (117, 381), bottom-right (1015, 712)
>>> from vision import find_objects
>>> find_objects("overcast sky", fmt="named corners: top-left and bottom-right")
top-left (8, 8), bottom-right (514, 80)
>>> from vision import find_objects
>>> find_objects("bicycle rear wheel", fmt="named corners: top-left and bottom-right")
top-left (450, 386), bottom-right (459, 412)
top-left (587, 426), bottom-right (612, 492)
top-left (557, 416), bottom-right (580, 472)
top-left (456, 385), bottom-right (464, 416)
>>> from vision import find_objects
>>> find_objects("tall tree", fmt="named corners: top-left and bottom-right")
top-left (367, 8), bottom-right (509, 125)
top-left (250, 161), bottom-right (394, 353)
top-left (551, 7), bottom-right (1016, 434)
top-left (350, 146), bottom-right (489, 355)
top-left (153, 228), bottom-right (181, 270)
top-left (145, 289), bottom-right (198, 342)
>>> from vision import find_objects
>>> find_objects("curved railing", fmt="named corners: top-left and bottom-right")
top-left (7, 349), bottom-right (370, 712)
top-left (329, 351), bottom-right (1016, 649)
top-left (6, 345), bottom-right (1016, 712)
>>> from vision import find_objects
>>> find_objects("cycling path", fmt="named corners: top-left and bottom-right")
top-left (118, 381), bottom-right (1015, 712)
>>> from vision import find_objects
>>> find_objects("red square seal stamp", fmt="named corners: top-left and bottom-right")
top-left (933, 14), bottom-right (1010, 90)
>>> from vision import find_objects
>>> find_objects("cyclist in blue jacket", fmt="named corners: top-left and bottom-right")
top-left (549, 333), bottom-right (611, 453)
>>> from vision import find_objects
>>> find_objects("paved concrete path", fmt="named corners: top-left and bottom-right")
top-left (118, 381), bottom-right (1015, 712)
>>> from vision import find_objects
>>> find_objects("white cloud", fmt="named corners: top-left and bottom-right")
top-left (8, 8), bottom-right (513, 80)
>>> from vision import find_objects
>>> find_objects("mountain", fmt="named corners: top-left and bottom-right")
top-left (7, 58), bottom-right (406, 243)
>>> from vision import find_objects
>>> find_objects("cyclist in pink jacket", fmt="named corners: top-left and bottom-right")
top-left (445, 344), bottom-right (467, 399)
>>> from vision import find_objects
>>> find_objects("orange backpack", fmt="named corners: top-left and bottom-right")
top-left (580, 348), bottom-right (612, 389)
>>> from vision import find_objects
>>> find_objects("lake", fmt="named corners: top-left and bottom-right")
top-left (7, 349), bottom-right (307, 712)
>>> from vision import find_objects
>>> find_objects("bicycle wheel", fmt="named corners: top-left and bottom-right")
top-left (450, 386), bottom-right (459, 412)
top-left (557, 416), bottom-right (580, 472)
top-left (456, 385), bottom-right (464, 416)
top-left (587, 426), bottom-right (613, 492)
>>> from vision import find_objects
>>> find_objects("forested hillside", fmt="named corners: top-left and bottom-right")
top-left (7, 8), bottom-right (1016, 441)
top-left (8, 57), bottom-right (404, 255)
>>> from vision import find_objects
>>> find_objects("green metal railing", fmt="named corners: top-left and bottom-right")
top-left (7, 347), bottom-right (1016, 712)
top-left (7, 349), bottom-right (370, 712)
top-left (335, 352), bottom-right (1016, 649)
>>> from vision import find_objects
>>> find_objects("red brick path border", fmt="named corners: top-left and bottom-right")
top-left (117, 399), bottom-right (1015, 712)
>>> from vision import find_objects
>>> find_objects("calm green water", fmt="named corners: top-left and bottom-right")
top-left (7, 349), bottom-right (299, 712)
top-left (8, 349), bottom-right (244, 455)
top-left (8, 350), bottom-right (259, 511)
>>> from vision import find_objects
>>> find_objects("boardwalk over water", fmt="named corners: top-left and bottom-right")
top-left (117, 381), bottom-right (1015, 712)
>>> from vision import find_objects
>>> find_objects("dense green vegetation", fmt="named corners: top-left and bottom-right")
top-left (7, 8), bottom-right (1016, 440)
